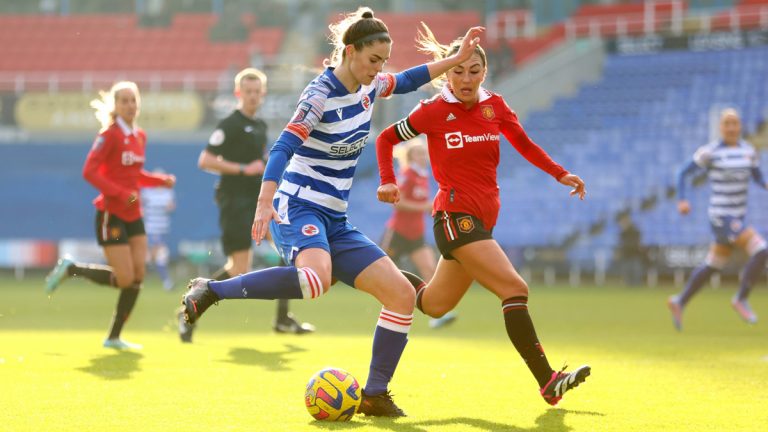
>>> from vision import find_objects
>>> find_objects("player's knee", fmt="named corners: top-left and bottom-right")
top-left (504, 277), bottom-right (529, 298)
top-left (389, 280), bottom-right (416, 311)
top-left (133, 267), bottom-right (145, 282)
top-left (114, 273), bottom-right (135, 289)
top-left (400, 282), bottom-right (417, 305)
top-left (297, 267), bottom-right (331, 299)
top-left (704, 252), bottom-right (728, 270)
top-left (319, 275), bottom-right (332, 294)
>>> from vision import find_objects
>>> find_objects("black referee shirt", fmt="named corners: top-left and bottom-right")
top-left (205, 109), bottom-right (267, 195)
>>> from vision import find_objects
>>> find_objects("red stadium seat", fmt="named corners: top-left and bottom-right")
top-left (0, 12), bottom-right (283, 81)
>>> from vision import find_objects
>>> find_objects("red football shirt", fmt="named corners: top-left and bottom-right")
top-left (386, 166), bottom-right (430, 240)
top-left (82, 118), bottom-right (170, 222)
top-left (378, 86), bottom-right (567, 230)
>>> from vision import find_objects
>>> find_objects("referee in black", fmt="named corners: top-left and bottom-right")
top-left (178, 68), bottom-right (314, 342)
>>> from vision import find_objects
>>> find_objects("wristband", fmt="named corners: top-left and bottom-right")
top-left (239, 164), bottom-right (246, 175)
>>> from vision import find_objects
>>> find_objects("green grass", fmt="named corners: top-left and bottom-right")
top-left (1, 275), bottom-right (767, 431)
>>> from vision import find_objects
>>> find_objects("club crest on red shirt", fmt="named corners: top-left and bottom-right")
top-left (302, 224), bottom-right (319, 236)
top-left (361, 95), bottom-right (371, 111)
top-left (481, 105), bottom-right (495, 120)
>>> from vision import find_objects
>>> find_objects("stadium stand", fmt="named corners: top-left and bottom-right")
top-left (0, 13), bottom-right (284, 89)
top-left (504, 46), bottom-right (768, 260)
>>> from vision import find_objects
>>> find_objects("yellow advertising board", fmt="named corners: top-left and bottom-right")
top-left (15, 92), bottom-right (204, 131)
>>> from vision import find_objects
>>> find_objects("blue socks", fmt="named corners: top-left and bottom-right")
top-left (364, 308), bottom-right (413, 395)
top-left (678, 264), bottom-right (716, 306)
top-left (208, 266), bottom-right (303, 300)
top-left (737, 249), bottom-right (768, 301)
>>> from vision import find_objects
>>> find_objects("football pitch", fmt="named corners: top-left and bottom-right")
top-left (1, 275), bottom-right (766, 432)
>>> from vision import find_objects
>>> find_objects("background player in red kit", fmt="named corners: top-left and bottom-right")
top-left (376, 25), bottom-right (590, 406)
top-left (45, 81), bottom-right (176, 349)
top-left (379, 137), bottom-right (456, 328)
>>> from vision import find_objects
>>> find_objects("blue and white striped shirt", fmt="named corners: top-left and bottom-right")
top-left (141, 186), bottom-right (174, 235)
top-left (263, 65), bottom-right (430, 217)
top-left (678, 140), bottom-right (766, 218)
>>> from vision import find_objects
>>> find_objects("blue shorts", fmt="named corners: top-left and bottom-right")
top-left (269, 194), bottom-right (387, 288)
top-left (709, 215), bottom-right (747, 245)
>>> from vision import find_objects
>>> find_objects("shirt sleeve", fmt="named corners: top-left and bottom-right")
top-left (499, 100), bottom-right (568, 180)
top-left (138, 170), bottom-right (171, 188)
top-left (205, 121), bottom-right (227, 156)
top-left (82, 132), bottom-right (132, 201)
top-left (376, 64), bottom-right (431, 98)
top-left (263, 88), bottom-right (328, 183)
top-left (676, 159), bottom-right (702, 200)
top-left (376, 104), bottom-right (427, 185)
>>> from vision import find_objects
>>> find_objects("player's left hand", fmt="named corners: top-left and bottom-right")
top-left (377, 183), bottom-right (400, 204)
top-left (559, 174), bottom-right (586, 200)
top-left (164, 175), bottom-right (176, 188)
top-left (454, 26), bottom-right (485, 63)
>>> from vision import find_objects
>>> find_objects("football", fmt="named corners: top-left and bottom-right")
top-left (304, 368), bottom-right (362, 421)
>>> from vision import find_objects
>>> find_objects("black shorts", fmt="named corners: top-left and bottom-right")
top-left (95, 211), bottom-right (145, 246)
top-left (380, 228), bottom-right (426, 262)
top-left (216, 189), bottom-right (257, 256)
top-left (433, 211), bottom-right (493, 260)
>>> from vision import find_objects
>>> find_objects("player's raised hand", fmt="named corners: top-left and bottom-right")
top-left (164, 175), bottom-right (176, 188)
top-left (677, 200), bottom-right (691, 215)
top-left (559, 174), bottom-right (586, 200)
top-left (377, 183), bottom-right (400, 204)
top-left (252, 200), bottom-right (281, 245)
top-left (454, 26), bottom-right (485, 62)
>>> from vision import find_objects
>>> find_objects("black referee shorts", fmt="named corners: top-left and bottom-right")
top-left (432, 211), bottom-right (493, 260)
top-left (216, 190), bottom-right (257, 256)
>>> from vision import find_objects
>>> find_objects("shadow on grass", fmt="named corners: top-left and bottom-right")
top-left (221, 344), bottom-right (308, 371)
top-left (308, 408), bottom-right (605, 431)
top-left (76, 351), bottom-right (143, 380)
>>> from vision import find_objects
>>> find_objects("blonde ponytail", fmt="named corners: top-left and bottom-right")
top-left (416, 22), bottom-right (487, 86)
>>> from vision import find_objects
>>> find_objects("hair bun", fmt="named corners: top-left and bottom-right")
top-left (361, 10), bottom-right (374, 19)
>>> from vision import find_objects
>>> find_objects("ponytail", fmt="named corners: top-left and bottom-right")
top-left (325, 7), bottom-right (391, 68)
